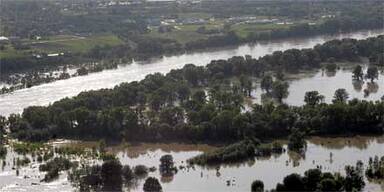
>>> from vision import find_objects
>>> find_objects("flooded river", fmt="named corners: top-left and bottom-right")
top-left (1, 136), bottom-right (383, 191)
top-left (0, 30), bottom-right (383, 116)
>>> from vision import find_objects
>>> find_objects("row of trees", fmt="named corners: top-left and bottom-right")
top-left (366, 156), bottom-right (384, 180)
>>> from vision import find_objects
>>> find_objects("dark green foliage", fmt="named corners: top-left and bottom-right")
top-left (260, 75), bottom-right (273, 93)
top-left (188, 138), bottom-right (260, 165)
top-left (16, 156), bottom-right (31, 167)
top-left (68, 164), bottom-right (103, 191)
top-left (39, 157), bottom-right (74, 182)
top-left (366, 156), bottom-right (384, 180)
top-left (39, 157), bottom-right (73, 172)
top-left (271, 80), bottom-right (289, 103)
top-left (42, 167), bottom-right (59, 182)
top-left (160, 154), bottom-right (175, 170)
top-left (288, 129), bottom-right (307, 153)
top-left (325, 62), bottom-right (338, 72)
top-left (251, 180), bottom-right (264, 192)
top-left (143, 177), bottom-right (162, 192)
top-left (352, 65), bottom-right (364, 81)
top-left (101, 159), bottom-right (123, 191)
top-left (68, 159), bottom-right (137, 191)
top-left (333, 88), bottom-right (349, 103)
top-left (134, 165), bottom-right (149, 177)
top-left (344, 161), bottom-right (365, 191)
top-left (122, 165), bottom-right (134, 181)
top-left (0, 145), bottom-right (6, 159)
top-left (365, 66), bottom-right (379, 82)
top-left (273, 168), bottom-right (350, 192)
top-left (304, 91), bottom-right (325, 106)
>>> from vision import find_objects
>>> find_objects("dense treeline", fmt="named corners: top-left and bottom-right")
top-left (5, 36), bottom-right (384, 142)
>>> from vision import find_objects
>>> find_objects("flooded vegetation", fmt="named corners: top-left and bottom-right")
top-left (0, 34), bottom-right (383, 191)
top-left (250, 63), bottom-right (384, 106)
top-left (1, 0), bottom-right (384, 191)
top-left (1, 136), bottom-right (383, 191)
top-left (0, 30), bottom-right (382, 117)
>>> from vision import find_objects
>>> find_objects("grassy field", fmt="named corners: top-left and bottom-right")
top-left (146, 24), bottom-right (221, 44)
top-left (0, 34), bottom-right (123, 59)
top-left (29, 34), bottom-right (123, 53)
top-left (0, 45), bottom-right (26, 59)
top-left (233, 23), bottom-right (290, 38)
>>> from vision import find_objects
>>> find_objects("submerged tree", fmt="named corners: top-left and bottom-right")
top-left (332, 88), bottom-right (349, 103)
top-left (271, 80), bottom-right (289, 103)
top-left (239, 75), bottom-right (253, 96)
top-left (260, 75), bottom-right (273, 93)
top-left (251, 180), bottom-right (264, 192)
top-left (344, 161), bottom-right (365, 191)
top-left (352, 65), bottom-right (364, 81)
top-left (304, 91), bottom-right (325, 106)
top-left (365, 66), bottom-right (379, 82)
top-left (101, 159), bottom-right (122, 191)
top-left (143, 177), bottom-right (162, 192)
top-left (288, 129), bottom-right (307, 153)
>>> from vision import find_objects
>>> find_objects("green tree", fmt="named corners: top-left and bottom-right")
top-left (272, 80), bottom-right (289, 103)
top-left (122, 165), bottom-right (134, 181)
top-left (365, 66), bottom-right (379, 82)
top-left (101, 159), bottom-right (122, 191)
top-left (332, 88), bottom-right (349, 103)
top-left (260, 75), bottom-right (273, 93)
top-left (344, 162), bottom-right (365, 191)
top-left (352, 65), bottom-right (364, 81)
top-left (251, 180), bottom-right (264, 192)
top-left (282, 173), bottom-right (305, 191)
top-left (288, 129), bottom-right (306, 152)
top-left (304, 91), bottom-right (325, 106)
top-left (239, 75), bottom-right (252, 96)
top-left (319, 178), bottom-right (338, 191)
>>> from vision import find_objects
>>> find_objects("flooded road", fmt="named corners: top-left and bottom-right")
top-left (0, 30), bottom-right (382, 116)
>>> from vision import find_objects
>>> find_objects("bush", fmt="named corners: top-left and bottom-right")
top-left (134, 165), bottom-right (148, 177)
top-left (251, 180), bottom-right (264, 192)
top-left (143, 177), bottom-right (162, 192)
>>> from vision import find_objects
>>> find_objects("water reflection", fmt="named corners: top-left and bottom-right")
top-left (252, 64), bottom-right (384, 106)
top-left (365, 82), bottom-right (379, 96)
top-left (3, 137), bottom-right (380, 191)
top-left (310, 136), bottom-right (384, 150)
top-left (352, 80), bottom-right (364, 92)
top-left (108, 136), bottom-right (384, 191)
